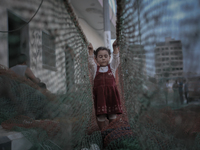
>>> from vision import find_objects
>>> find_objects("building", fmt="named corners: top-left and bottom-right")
top-left (120, 44), bottom-right (146, 80)
top-left (145, 50), bottom-right (155, 78)
top-left (0, 0), bottom-right (116, 94)
top-left (155, 37), bottom-right (183, 80)
top-left (131, 44), bottom-right (146, 76)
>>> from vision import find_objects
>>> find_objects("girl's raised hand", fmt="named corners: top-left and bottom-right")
top-left (88, 43), bottom-right (94, 55)
top-left (112, 40), bottom-right (119, 54)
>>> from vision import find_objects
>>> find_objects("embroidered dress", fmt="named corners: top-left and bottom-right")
top-left (93, 64), bottom-right (122, 115)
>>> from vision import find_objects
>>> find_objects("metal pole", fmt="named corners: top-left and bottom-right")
top-left (103, 0), bottom-right (111, 49)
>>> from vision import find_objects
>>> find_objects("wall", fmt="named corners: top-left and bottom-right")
top-left (0, 0), bottom-right (103, 93)
top-left (72, 7), bottom-right (104, 50)
top-left (0, 1), bottom-right (75, 93)
top-left (0, 1), bottom-right (9, 67)
top-left (78, 18), bottom-right (104, 49)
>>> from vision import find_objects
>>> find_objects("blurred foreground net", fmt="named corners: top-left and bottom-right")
top-left (0, 0), bottom-right (200, 150)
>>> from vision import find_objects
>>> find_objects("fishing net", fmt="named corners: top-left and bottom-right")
top-left (0, 0), bottom-right (91, 149)
top-left (0, 0), bottom-right (200, 150)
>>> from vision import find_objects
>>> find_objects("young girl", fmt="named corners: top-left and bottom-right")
top-left (88, 40), bottom-right (123, 130)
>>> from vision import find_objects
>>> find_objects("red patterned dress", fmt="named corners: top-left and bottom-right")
top-left (93, 64), bottom-right (122, 115)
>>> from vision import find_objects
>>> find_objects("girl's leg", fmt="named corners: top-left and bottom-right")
top-left (108, 114), bottom-right (117, 124)
top-left (97, 115), bottom-right (106, 130)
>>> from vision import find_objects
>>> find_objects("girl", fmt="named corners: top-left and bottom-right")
top-left (88, 40), bottom-right (123, 130)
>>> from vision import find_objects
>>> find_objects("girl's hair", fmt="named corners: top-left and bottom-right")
top-left (94, 47), bottom-right (111, 58)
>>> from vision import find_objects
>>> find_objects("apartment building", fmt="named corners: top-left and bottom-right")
top-left (129, 44), bottom-right (147, 77)
top-left (155, 37), bottom-right (183, 80)
top-left (145, 50), bottom-right (155, 78)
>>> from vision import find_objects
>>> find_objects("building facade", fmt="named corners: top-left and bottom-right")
top-left (0, 0), bottom-right (86, 94)
top-left (0, 0), bottom-right (116, 94)
top-left (145, 50), bottom-right (155, 78)
top-left (131, 44), bottom-right (146, 77)
top-left (155, 37), bottom-right (183, 80)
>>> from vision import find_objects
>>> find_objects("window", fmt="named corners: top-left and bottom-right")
top-left (171, 58), bottom-right (174, 60)
top-left (165, 48), bottom-right (168, 50)
top-left (157, 69), bottom-right (161, 73)
top-left (166, 68), bottom-right (170, 72)
top-left (8, 10), bottom-right (29, 67)
top-left (171, 62), bottom-right (177, 66)
top-left (42, 31), bottom-right (56, 71)
top-left (171, 52), bottom-right (174, 55)
top-left (171, 47), bottom-right (173, 49)
top-left (156, 48), bottom-right (160, 51)
top-left (174, 51), bottom-right (179, 55)
top-left (156, 63), bottom-right (161, 67)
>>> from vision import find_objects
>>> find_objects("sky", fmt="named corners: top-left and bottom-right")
top-left (140, 0), bottom-right (200, 76)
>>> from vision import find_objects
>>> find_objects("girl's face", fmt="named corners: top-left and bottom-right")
top-left (96, 50), bottom-right (111, 67)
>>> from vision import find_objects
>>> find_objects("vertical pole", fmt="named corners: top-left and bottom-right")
top-left (103, 0), bottom-right (111, 49)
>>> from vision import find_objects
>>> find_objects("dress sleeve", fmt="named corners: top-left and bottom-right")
top-left (88, 55), bottom-right (97, 79)
top-left (110, 53), bottom-right (120, 76)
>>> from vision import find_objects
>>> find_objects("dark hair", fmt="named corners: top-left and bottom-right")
top-left (94, 47), bottom-right (111, 58)
top-left (18, 54), bottom-right (27, 64)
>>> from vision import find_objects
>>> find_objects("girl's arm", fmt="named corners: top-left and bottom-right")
top-left (88, 43), bottom-right (97, 79)
top-left (113, 40), bottom-right (119, 54)
top-left (88, 43), bottom-right (94, 56)
top-left (110, 40), bottom-right (120, 71)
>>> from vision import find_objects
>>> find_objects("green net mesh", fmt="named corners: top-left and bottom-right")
top-left (0, 0), bottom-right (200, 150)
